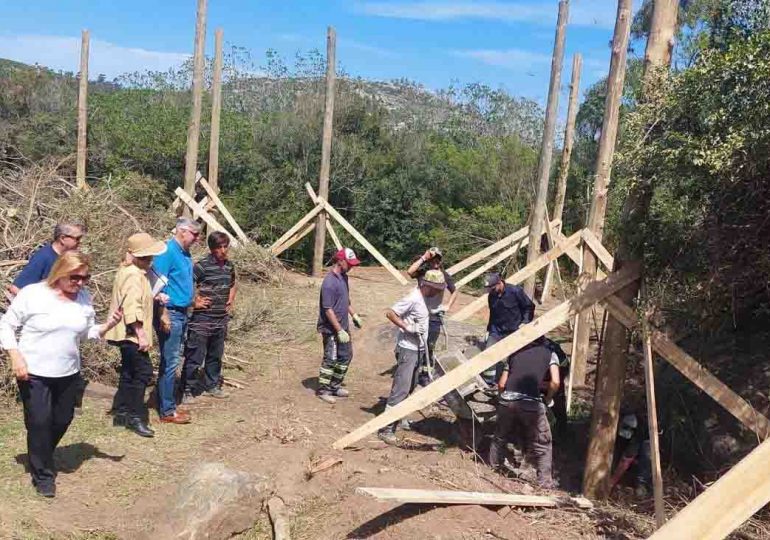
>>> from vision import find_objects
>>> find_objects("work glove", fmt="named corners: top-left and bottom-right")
top-left (337, 329), bottom-right (351, 344)
top-left (433, 304), bottom-right (447, 315)
top-left (352, 313), bottom-right (363, 329)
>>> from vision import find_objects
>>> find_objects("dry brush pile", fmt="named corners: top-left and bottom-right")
top-left (0, 158), bottom-right (285, 396)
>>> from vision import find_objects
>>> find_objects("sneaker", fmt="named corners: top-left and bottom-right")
top-left (182, 393), bottom-right (197, 405)
top-left (160, 411), bottom-right (192, 424)
top-left (316, 391), bottom-right (336, 404)
top-left (332, 388), bottom-right (350, 398)
top-left (377, 430), bottom-right (399, 446)
top-left (204, 387), bottom-right (228, 399)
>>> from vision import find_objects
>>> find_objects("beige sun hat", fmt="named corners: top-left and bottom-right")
top-left (127, 232), bottom-right (167, 258)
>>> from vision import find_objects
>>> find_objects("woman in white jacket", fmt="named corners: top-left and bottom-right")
top-left (0, 251), bottom-right (121, 498)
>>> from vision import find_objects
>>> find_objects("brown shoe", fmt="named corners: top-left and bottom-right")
top-left (160, 411), bottom-right (191, 424)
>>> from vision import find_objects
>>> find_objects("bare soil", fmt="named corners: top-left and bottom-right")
top-left (0, 267), bottom-right (656, 540)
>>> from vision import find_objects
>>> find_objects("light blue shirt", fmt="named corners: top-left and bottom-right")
top-left (152, 238), bottom-right (194, 309)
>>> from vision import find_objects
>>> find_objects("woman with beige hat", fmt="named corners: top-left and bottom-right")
top-left (105, 232), bottom-right (167, 438)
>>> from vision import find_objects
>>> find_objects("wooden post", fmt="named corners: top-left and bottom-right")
top-left (76, 29), bottom-right (90, 190)
top-left (570, 0), bottom-right (632, 392)
top-left (648, 437), bottom-right (770, 540)
top-left (208, 28), bottom-right (224, 193)
top-left (311, 27), bottom-right (337, 276)
top-left (583, 0), bottom-right (679, 500)
top-left (523, 0), bottom-right (569, 297)
top-left (552, 53), bottom-right (583, 223)
top-left (183, 0), bottom-right (208, 215)
top-left (642, 313), bottom-right (666, 528)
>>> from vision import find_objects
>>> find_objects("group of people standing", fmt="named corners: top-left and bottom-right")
top-left (0, 218), bottom-right (236, 497)
top-left (314, 244), bottom-right (562, 488)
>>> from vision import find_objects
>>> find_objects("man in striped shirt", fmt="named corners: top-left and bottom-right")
top-left (181, 231), bottom-right (237, 402)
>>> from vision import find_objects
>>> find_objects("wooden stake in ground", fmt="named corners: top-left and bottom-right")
top-left (311, 27), bottom-right (337, 276)
top-left (523, 0), bottom-right (569, 297)
top-left (570, 0), bottom-right (632, 392)
top-left (183, 0), bottom-right (208, 215)
top-left (583, 0), bottom-right (678, 500)
top-left (648, 436), bottom-right (770, 540)
top-left (552, 53), bottom-right (583, 224)
top-left (208, 28), bottom-right (224, 192)
top-left (76, 29), bottom-right (90, 190)
top-left (642, 313), bottom-right (666, 528)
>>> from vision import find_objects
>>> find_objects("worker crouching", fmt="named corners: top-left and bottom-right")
top-left (489, 339), bottom-right (560, 489)
top-left (378, 270), bottom-right (446, 445)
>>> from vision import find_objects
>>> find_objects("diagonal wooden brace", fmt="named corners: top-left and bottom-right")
top-left (333, 263), bottom-right (641, 449)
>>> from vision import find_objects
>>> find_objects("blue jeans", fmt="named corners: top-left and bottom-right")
top-left (157, 309), bottom-right (188, 417)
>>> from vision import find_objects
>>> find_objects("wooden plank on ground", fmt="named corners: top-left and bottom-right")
top-left (332, 263), bottom-right (641, 450)
top-left (198, 176), bottom-right (249, 243)
top-left (357, 487), bottom-right (593, 509)
top-left (305, 182), bottom-right (342, 250)
top-left (451, 229), bottom-right (584, 322)
top-left (321, 199), bottom-right (409, 285)
top-left (174, 188), bottom-right (239, 247)
top-left (648, 436), bottom-right (770, 540)
top-left (642, 315), bottom-right (666, 529)
top-left (273, 222), bottom-right (316, 256)
top-left (602, 294), bottom-right (770, 439)
top-left (269, 203), bottom-right (325, 252)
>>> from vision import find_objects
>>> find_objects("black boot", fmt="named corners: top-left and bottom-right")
top-left (112, 410), bottom-right (129, 427)
top-left (126, 416), bottom-right (155, 438)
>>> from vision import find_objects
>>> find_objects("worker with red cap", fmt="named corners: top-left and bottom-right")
top-left (316, 247), bottom-right (364, 404)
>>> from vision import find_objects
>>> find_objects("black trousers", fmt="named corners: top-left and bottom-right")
top-left (182, 326), bottom-right (226, 395)
top-left (114, 341), bottom-right (153, 419)
top-left (18, 373), bottom-right (81, 486)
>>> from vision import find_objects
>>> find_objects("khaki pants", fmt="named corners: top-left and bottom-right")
top-left (489, 399), bottom-right (553, 486)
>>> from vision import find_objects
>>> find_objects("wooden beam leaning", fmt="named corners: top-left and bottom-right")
top-left (269, 203), bottom-right (325, 253)
top-left (272, 222), bottom-right (316, 257)
top-left (305, 182), bottom-right (342, 250)
top-left (333, 263), bottom-right (641, 449)
top-left (320, 199), bottom-right (409, 285)
top-left (451, 230), bottom-right (584, 322)
top-left (453, 241), bottom-right (523, 291)
top-left (648, 436), bottom-right (770, 540)
top-left (602, 295), bottom-right (770, 439)
top-left (581, 229), bottom-right (615, 270)
top-left (642, 315), bottom-right (666, 529)
top-left (357, 487), bottom-right (593, 510)
top-left (198, 177), bottom-right (250, 243)
top-left (445, 223), bottom-right (534, 276)
top-left (174, 187), bottom-right (238, 247)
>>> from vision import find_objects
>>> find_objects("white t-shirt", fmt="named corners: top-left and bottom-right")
top-left (390, 287), bottom-right (429, 351)
top-left (0, 282), bottom-right (102, 377)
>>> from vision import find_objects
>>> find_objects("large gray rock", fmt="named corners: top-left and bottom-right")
top-left (149, 462), bottom-right (268, 540)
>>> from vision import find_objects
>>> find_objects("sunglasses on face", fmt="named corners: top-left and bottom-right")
top-left (68, 274), bottom-right (91, 284)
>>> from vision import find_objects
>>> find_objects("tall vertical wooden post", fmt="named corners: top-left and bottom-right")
top-left (583, 0), bottom-right (679, 500)
top-left (552, 53), bottom-right (582, 223)
top-left (183, 0), bottom-right (208, 215)
top-left (523, 0), bottom-right (569, 297)
top-left (208, 28), bottom-right (224, 193)
top-left (76, 30), bottom-right (90, 190)
top-left (312, 27), bottom-right (337, 276)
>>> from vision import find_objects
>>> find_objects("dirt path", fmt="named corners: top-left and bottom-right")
top-left (0, 267), bottom-right (644, 539)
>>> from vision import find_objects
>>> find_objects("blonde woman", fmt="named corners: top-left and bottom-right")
top-left (105, 233), bottom-right (166, 438)
top-left (0, 252), bottom-right (122, 498)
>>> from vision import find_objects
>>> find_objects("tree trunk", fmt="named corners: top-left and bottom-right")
top-left (552, 54), bottom-right (583, 224)
top-left (183, 0), bottom-right (208, 216)
top-left (208, 28), bottom-right (224, 192)
top-left (583, 0), bottom-right (679, 500)
top-left (76, 30), bottom-right (90, 190)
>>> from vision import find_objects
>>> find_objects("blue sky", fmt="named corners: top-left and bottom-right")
top-left (0, 1), bottom-right (643, 105)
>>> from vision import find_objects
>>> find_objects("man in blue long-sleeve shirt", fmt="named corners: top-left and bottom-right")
top-left (483, 272), bottom-right (536, 383)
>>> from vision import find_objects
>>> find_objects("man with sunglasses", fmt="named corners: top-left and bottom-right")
top-left (151, 218), bottom-right (202, 424)
top-left (7, 222), bottom-right (85, 298)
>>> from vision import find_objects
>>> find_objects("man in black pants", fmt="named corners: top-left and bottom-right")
top-left (489, 340), bottom-right (560, 488)
top-left (181, 232), bottom-right (237, 402)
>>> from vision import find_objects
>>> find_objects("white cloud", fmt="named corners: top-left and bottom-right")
top-left (452, 48), bottom-right (551, 69)
top-left (0, 34), bottom-right (189, 79)
top-left (356, 1), bottom-right (624, 29)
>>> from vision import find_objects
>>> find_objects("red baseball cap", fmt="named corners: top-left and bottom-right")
top-left (334, 247), bottom-right (361, 266)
